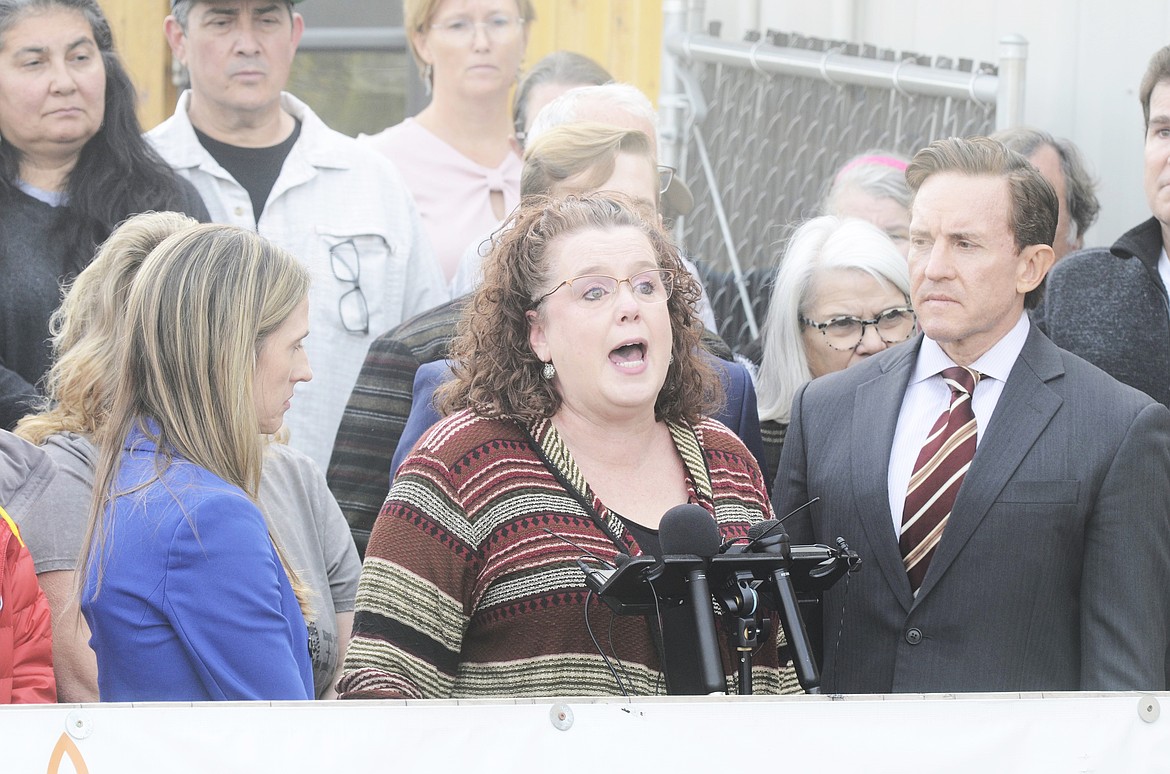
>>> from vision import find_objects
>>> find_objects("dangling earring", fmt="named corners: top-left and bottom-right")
top-left (542, 362), bottom-right (556, 380)
top-left (668, 353), bottom-right (674, 365)
top-left (423, 63), bottom-right (433, 97)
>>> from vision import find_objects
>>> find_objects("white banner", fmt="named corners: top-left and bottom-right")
top-left (6, 692), bottom-right (1170, 773)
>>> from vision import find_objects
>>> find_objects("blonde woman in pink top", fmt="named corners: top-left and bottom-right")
top-left (361, 0), bottom-right (534, 282)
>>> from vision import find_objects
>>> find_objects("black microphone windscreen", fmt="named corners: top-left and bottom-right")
top-left (746, 520), bottom-right (780, 542)
top-left (659, 504), bottom-right (721, 557)
top-left (613, 552), bottom-right (632, 567)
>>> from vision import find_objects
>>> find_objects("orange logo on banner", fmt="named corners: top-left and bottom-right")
top-left (46, 733), bottom-right (89, 774)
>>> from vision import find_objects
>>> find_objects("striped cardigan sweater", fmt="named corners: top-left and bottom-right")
top-left (338, 410), bottom-right (796, 699)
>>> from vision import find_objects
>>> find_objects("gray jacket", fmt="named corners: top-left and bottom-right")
top-left (1037, 217), bottom-right (1170, 407)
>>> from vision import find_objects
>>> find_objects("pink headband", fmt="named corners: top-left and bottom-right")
top-left (835, 155), bottom-right (908, 183)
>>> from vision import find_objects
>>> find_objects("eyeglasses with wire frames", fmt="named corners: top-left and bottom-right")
top-left (800, 306), bottom-right (917, 351)
top-left (533, 269), bottom-right (676, 308)
top-left (429, 14), bottom-right (525, 45)
top-left (329, 239), bottom-right (369, 335)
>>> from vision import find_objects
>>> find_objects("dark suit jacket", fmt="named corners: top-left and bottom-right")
top-left (775, 325), bottom-right (1170, 693)
top-left (391, 355), bottom-right (766, 482)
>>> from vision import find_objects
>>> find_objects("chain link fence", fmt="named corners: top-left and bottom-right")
top-left (664, 25), bottom-right (1019, 352)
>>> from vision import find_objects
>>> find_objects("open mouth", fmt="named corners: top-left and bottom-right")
top-left (609, 342), bottom-right (646, 368)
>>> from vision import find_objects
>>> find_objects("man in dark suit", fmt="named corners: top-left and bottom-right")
top-left (776, 136), bottom-right (1170, 693)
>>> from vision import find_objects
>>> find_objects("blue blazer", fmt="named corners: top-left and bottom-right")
top-left (82, 426), bottom-right (314, 701)
top-left (389, 356), bottom-right (766, 484)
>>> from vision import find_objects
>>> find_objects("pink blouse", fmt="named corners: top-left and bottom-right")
top-left (360, 118), bottom-right (521, 283)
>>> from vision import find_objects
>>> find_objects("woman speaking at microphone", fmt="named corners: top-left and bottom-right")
top-left (339, 194), bottom-right (797, 699)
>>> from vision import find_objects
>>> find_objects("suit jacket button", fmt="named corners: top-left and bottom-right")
top-left (905, 627), bottom-right (923, 645)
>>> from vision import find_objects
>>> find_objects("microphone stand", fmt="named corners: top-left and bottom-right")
top-left (717, 569), bottom-right (769, 695)
top-left (754, 530), bottom-right (821, 694)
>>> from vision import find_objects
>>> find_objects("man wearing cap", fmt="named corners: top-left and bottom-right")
top-left (776, 136), bottom-right (1170, 693)
top-left (149, 0), bottom-right (449, 471)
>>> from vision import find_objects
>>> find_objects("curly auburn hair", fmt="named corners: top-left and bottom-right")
top-left (436, 193), bottom-right (722, 425)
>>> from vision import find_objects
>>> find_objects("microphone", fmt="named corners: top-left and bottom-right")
top-left (779, 495), bottom-right (820, 524)
top-left (720, 497), bottom-right (820, 554)
top-left (660, 504), bottom-right (721, 556)
top-left (747, 519), bottom-right (821, 694)
top-left (659, 504), bottom-right (726, 695)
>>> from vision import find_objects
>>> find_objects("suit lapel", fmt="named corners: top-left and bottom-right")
top-left (852, 340), bottom-right (919, 611)
top-left (914, 327), bottom-right (1065, 601)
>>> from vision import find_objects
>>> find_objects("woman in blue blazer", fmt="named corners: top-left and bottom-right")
top-left (79, 224), bottom-right (315, 701)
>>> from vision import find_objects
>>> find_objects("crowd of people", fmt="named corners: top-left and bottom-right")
top-left (2, 0), bottom-right (1169, 706)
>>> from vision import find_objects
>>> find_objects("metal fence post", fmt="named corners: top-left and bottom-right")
top-left (996, 34), bottom-right (1028, 131)
top-left (659, 0), bottom-right (691, 171)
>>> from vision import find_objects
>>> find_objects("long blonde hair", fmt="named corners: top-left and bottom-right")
top-left (16, 211), bottom-right (199, 444)
top-left (80, 224), bottom-right (311, 609)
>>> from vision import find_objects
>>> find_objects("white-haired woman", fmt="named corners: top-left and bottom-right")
top-left (755, 216), bottom-right (914, 485)
top-left (822, 151), bottom-right (912, 257)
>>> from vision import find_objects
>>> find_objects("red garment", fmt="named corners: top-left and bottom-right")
top-left (0, 512), bottom-right (55, 703)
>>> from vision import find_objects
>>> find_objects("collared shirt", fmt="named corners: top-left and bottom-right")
top-left (148, 91), bottom-right (450, 471)
top-left (886, 312), bottom-right (1031, 534)
top-left (1157, 246), bottom-right (1170, 321)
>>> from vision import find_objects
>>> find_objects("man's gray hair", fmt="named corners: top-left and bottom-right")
top-left (992, 126), bottom-right (1100, 247)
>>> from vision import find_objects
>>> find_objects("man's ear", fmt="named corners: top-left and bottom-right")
top-left (290, 11), bottom-right (305, 50)
top-left (163, 16), bottom-right (187, 63)
top-left (1017, 243), bottom-right (1056, 295)
top-left (527, 309), bottom-right (550, 362)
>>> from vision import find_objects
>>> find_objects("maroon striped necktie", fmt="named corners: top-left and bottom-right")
top-left (900, 366), bottom-right (981, 595)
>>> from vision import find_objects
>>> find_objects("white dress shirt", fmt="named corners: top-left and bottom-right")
top-left (886, 312), bottom-right (1031, 534)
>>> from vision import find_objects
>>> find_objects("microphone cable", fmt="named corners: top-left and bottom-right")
top-left (605, 609), bottom-right (636, 695)
top-left (828, 538), bottom-right (858, 683)
top-left (583, 585), bottom-right (631, 697)
top-left (644, 573), bottom-right (669, 695)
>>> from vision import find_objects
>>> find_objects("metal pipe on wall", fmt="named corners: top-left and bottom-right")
top-left (660, 0), bottom-right (692, 171)
top-left (664, 34), bottom-right (1001, 105)
top-left (996, 35), bottom-right (1028, 130)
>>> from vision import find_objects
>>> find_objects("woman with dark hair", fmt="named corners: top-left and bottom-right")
top-left (339, 194), bottom-right (794, 699)
top-left (0, 0), bottom-right (207, 428)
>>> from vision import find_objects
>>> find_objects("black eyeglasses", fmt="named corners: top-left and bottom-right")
top-left (329, 240), bottom-right (369, 335)
top-left (801, 306), bottom-right (917, 351)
